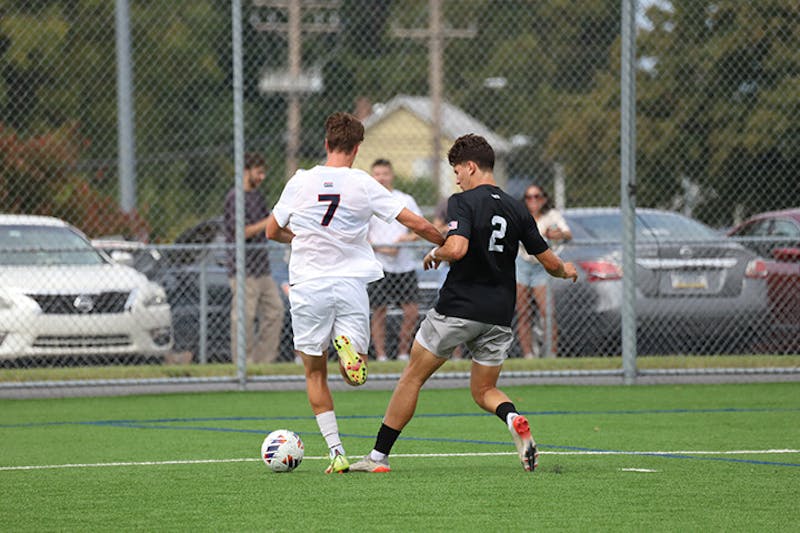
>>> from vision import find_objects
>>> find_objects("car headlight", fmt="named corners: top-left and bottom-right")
top-left (142, 286), bottom-right (168, 307)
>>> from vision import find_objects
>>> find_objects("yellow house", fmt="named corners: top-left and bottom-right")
top-left (354, 95), bottom-right (510, 199)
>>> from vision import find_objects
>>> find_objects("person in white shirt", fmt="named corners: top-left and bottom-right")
top-left (367, 159), bottom-right (422, 362)
top-left (515, 184), bottom-right (572, 359)
top-left (265, 112), bottom-right (444, 474)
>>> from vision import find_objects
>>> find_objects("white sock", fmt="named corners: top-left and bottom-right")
top-left (506, 412), bottom-right (519, 432)
top-left (315, 411), bottom-right (344, 457)
top-left (369, 449), bottom-right (387, 462)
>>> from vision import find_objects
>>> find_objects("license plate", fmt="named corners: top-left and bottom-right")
top-left (671, 272), bottom-right (708, 289)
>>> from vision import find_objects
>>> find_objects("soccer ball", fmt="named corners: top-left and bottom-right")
top-left (261, 429), bottom-right (304, 473)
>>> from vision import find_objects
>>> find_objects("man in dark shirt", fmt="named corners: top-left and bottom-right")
top-left (224, 152), bottom-right (285, 364)
top-left (350, 134), bottom-right (577, 474)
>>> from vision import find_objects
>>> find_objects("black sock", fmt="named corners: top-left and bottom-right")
top-left (374, 423), bottom-right (401, 455)
top-left (495, 402), bottom-right (518, 424)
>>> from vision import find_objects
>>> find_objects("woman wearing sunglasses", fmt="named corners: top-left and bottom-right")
top-left (515, 184), bottom-right (572, 358)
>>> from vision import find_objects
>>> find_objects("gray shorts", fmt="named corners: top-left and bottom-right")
top-left (414, 309), bottom-right (513, 367)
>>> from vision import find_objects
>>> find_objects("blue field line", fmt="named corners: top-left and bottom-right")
top-left (3, 415), bottom-right (799, 468)
top-left (3, 406), bottom-right (800, 429)
top-left (47, 422), bottom-right (800, 468)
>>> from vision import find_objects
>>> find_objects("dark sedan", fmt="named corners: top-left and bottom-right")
top-left (727, 208), bottom-right (800, 352)
top-left (154, 218), bottom-right (294, 363)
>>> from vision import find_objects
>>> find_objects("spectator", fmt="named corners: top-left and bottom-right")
top-left (367, 159), bottom-right (421, 362)
top-left (515, 184), bottom-right (572, 358)
top-left (223, 152), bottom-right (285, 364)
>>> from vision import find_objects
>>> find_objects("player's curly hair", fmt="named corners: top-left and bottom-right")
top-left (447, 134), bottom-right (495, 171)
top-left (325, 112), bottom-right (365, 154)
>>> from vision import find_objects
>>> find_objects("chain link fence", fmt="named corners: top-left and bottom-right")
top-left (0, 1), bottom-right (798, 386)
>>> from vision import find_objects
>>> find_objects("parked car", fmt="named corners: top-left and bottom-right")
top-left (532, 207), bottom-right (770, 356)
top-left (727, 208), bottom-right (800, 352)
top-left (90, 237), bottom-right (166, 281)
top-left (0, 215), bottom-right (173, 365)
top-left (155, 217), bottom-right (294, 363)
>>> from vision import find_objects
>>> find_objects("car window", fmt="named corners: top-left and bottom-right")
top-left (565, 213), bottom-right (622, 241)
top-left (566, 211), bottom-right (718, 242)
top-left (770, 219), bottom-right (800, 238)
top-left (0, 225), bottom-right (106, 266)
top-left (638, 212), bottom-right (719, 241)
top-left (562, 216), bottom-right (593, 240)
top-left (731, 219), bottom-right (770, 237)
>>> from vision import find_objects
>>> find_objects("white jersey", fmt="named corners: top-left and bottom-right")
top-left (272, 165), bottom-right (404, 285)
top-left (368, 189), bottom-right (422, 273)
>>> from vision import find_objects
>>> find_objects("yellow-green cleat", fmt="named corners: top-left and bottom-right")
top-left (324, 452), bottom-right (350, 474)
top-left (333, 335), bottom-right (367, 386)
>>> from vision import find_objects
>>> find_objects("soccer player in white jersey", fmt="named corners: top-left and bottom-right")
top-left (265, 112), bottom-right (444, 474)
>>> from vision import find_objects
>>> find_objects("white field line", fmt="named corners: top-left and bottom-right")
top-left (1, 449), bottom-right (798, 472)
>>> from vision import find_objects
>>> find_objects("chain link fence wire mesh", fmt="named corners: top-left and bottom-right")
top-left (0, 1), bottom-right (798, 387)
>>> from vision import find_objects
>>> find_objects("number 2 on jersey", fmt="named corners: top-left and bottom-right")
top-left (318, 194), bottom-right (340, 226)
top-left (488, 215), bottom-right (506, 252)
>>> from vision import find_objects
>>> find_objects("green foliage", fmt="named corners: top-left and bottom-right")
top-left (2, 0), bottom-right (797, 239)
top-left (546, 0), bottom-right (800, 224)
top-left (0, 123), bottom-right (149, 237)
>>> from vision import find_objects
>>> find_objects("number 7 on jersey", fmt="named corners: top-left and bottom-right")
top-left (318, 194), bottom-right (340, 226)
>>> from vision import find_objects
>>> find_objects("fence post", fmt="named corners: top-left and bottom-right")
top-left (114, 0), bottom-right (136, 213)
top-left (232, 0), bottom-right (247, 389)
top-left (620, 0), bottom-right (638, 384)
top-left (199, 253), bottom-right (209, 365)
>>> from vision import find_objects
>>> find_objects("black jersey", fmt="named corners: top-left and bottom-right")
top-left (436, 184), bottom-right (548, 326)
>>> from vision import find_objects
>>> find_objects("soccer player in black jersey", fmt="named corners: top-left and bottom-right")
top-left (350, 134), bottom-right (578, 473)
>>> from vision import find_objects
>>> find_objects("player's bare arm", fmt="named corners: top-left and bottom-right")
top-left (395, 207), bottom-right (445, 247)
top-left (245, 217), bottom-right (269, 239)
top-left (265, 213), bottom-right (295, 244)
top-left (535, 248), bottom-right (578, 282)
top-left (423, 234), bottom-right (468, 270)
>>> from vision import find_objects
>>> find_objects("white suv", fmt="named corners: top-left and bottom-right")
top-left (0, 215), bottom-right (172, 363)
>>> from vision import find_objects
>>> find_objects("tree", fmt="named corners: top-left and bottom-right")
top-left (545, 0), bottom-right (800, 224)
top-left (0, 122), bottom-right (149, 237)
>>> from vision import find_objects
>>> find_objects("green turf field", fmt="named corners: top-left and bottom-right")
top-left (2, 382), bottom-right (798, 531)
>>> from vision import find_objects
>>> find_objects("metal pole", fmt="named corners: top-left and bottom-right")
top-left (543, 279), bottom-right (554, 358)
top-left (114, 0), bottom-right (136, 213)
top-left (199, 255), bottom-right (208, 365)
top-left (620, 0), bottom-right (638, 384)
top-left (429, 0), bottom-right (443, 201)
top-left (286, 0), bottom-right (301, 176)
top-left (232, 0), bottom-right (247, 389)
top-left (553, 162), bottom-right (566, 212)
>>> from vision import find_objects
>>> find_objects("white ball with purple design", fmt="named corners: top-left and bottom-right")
top-left (261, 429), bottom-right (304, 472)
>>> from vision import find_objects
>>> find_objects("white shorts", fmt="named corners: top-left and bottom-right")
top-left (289, 277), bottom-right (371, 356)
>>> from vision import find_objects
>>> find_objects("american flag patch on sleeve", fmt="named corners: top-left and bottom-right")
top-left (448, 220), bottom-right (458, 231)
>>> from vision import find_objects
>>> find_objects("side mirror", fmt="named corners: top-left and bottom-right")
top-left (772, 247), bottom-right (800, 263)
top-left (110, 250), bottom-right (135, 267)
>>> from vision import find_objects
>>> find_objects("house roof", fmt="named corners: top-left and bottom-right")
top-left (364, 95), bottom-right (511, 154)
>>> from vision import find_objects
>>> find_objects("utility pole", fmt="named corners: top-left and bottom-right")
top-left (252, 0), bottom-right (340, 176)
top-left (392, 0), bottom-right (475, 200)
top-left (114, 0), bottom-right (136, 214)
